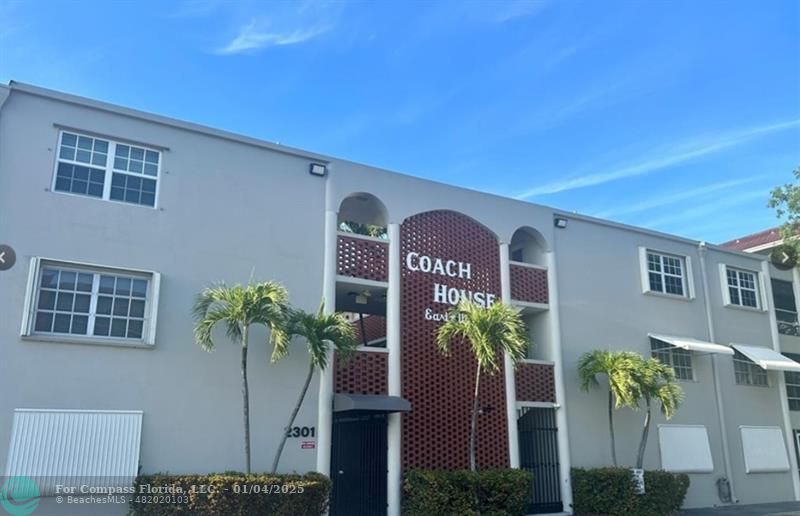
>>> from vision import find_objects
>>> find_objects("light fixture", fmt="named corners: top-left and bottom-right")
top-left (348, 291), bottom-right (370, 305)
top-left (309, 163), bottom-right (327, 177)
top-left (554, 217), bottom-right (568, 229)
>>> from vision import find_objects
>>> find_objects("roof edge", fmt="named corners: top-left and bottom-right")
top-left (8, 81), bottom-right (331, 163)
top-left (554, 211), bottom-right (767, 261)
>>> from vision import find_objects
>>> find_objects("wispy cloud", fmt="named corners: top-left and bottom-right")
top-left (515, 119), bottom-right (800, 199)
top-left (494, 0), bottom-right (551, 23)
top-left (592, 176), bottom-right (762, 219)
top-left (217, 19), bottom-right (329, 55)
top-left (640, 188), bottom-right (769, 230)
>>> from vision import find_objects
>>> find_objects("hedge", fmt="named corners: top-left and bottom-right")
top-left (571, 468), bottom-right (690, 516)
top-left (129, 472), bottom-right (330, 516)
top-left (403, 469), bottom-right (533, 516)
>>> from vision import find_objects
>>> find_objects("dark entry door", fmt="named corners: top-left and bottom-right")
top-left (518, 406), bottom-right (563, 514)
top-left (330, 413), bottom-right (387, 516)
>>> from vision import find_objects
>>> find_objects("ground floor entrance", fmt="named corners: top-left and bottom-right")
top-left (330, 413), bottom-right (388, 516)
top-left (518, 406), bottom-right (563, 514)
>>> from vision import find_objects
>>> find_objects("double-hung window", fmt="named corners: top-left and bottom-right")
top-left (639, 248), bottom-right (694, 298)
top-left (723, 266), bottom-right (761, 309)
top-left (54, 130), bottom-right (160, 207)
top-left (772, 279), bottom-right (799, 336)
top-left (785, 353), bottom-right (800, 410)
top-left (651, 339), bottom-right (694, 381)
top-left (21, 258), bottom-right (160, 346)
top-left (733, 351), bottom-right (768, 386)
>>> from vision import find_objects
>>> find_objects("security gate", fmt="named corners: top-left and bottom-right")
top-left (330, 413), bottom-right (387, 516)
top-left (518, 406), bottom-right (563, 514)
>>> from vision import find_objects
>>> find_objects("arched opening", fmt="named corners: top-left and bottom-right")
top-left (338, 193), bottom-right (389, 239)
top-left (510, 227), bottom-right (547, 266)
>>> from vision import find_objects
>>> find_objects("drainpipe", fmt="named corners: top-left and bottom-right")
top-left (763, 261), bottom-right (800, 500)
top-left (698, 242), bottom-right (738, 503)
top-left (547, 238), bottom-right (573, 512)
top-left (387, 222), bottom-right (402, 516)
top-left (499, 242), bottom-right (521, 469)
top-left (316, 195), bottom-right (338, 477)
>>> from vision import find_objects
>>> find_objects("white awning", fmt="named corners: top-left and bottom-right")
top-left (648, 333), bottom-right (733, 355)
top-left (731, 343), bottom-right (800, 371)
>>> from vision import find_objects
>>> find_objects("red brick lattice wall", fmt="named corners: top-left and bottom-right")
top-left (353, 315), bottom-right (387, 344)
top-left (401, 210), bottom-right (509, 470)
top-left (509, 264), bottom-right (549, 304)
top-left (334, 351), bottom-right (388, 395)
top-left (337, 235), bottom-right (389, 282)
top-left (515, 362), bottom-right (556, 402)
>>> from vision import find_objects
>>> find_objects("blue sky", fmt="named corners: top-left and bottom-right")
top-left (1, 0), bottom-right (798, 243)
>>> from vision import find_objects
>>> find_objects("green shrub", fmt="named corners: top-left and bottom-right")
top-left (404, 469), bottom-right (532, 516)
top-left (571, 468), bottom-right (690, 516)
top-left (129, 472), bottom-right (330, 516)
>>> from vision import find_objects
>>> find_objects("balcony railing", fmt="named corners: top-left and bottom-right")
top-left (778, 309), bottom-right (800, 337)
top-left (334, 350), bottom-right (388, 395)
top-left (510, 262), bottom-right (549, 305)
top-left (515, 361), bottom-right (556, 403)
top-left (337, 233), bottom-right (389, 283)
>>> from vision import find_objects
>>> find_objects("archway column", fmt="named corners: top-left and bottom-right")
top-left (499, 242), bottom-right (521, 468)
top-left (316, 209), bottom-right (338, 477)
top-left (387, 222), bottom-right (402, 516)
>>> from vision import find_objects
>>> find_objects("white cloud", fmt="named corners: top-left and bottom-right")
top-left (515, 119), bottom-right (800, 199)
top-left (494, 0), bottom-right (551, 23)
top-left (640, 189), bottom-right (769, 230)
top-left (592, 176), bottom-right (762, 219)
top-left (216, 19), bottom-right (329, 55)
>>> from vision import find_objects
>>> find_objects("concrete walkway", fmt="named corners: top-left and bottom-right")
top-left (682, 502), bottom-right (800, 515)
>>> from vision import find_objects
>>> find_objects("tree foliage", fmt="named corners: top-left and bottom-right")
top-left (577, 350), bottom-right (683, 468)
top-left (271, 301), bottom-right (358, 473)
top-left (192, 281), bottom-right (290, 473)
top-left (436, 300), bottom-right (529, 470)
top-left (768, 167), bottom-right (800, 247)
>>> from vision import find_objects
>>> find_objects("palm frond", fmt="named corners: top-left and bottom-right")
top-left (285, 300), bottom-right (359, 370)
top-left (192, 281), bottom-right (290, 356)
top-left (435, 299), bottom-right (530, 373)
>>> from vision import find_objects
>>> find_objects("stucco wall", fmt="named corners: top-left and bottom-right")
top-left (554, 217), bottom-right (795, 508)
top-left (0, 90), bottom-right (326, 475)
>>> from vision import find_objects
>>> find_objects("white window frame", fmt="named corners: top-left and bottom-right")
top-left (719, 264), bottom-right (767, 311)
top-left (21, 257), bottom-right (160, 347)
top-left (650, 339), bottom-right (695, 381)
top-left (733, 351), bottom-right (769, 387)
top-left (51, 129), bottom-right (162, 209)
top-left (638, 247), bottom-right (695, 299)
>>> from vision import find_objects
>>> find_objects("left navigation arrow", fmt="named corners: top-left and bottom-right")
top-left (0, 244), bottom-right (16, 271)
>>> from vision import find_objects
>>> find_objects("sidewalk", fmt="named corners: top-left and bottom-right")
top-left (682, 502), bottom-right (800, 515)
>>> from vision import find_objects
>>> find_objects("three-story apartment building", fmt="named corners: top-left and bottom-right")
top-left (1, 82), bottom-right (798, 515)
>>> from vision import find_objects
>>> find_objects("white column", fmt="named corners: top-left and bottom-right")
top-left (546, 249), bottom-right (573, 512)
top-left (387, 222), bottom-right (402, 516)
top-left (769, 262), bottom-right (800, 500)
top-left (499, 243), bottom-right (521, 468)
top-left (316, 209), bottom-right (338, 476)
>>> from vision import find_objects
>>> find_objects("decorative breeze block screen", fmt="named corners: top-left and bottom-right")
top-left (401, 210), bottom-right (509, 470)
top-left (510, 264), bottom-right (549, 304)
top-left (334, 351), bottom-right (388, 395)
top-left (515, 362), bottom-right (556, 402)
top-left (337, 235), bottom-right (389, 282)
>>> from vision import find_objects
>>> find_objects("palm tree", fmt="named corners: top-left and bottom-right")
top-left (271, 301), bottom-right (358, 473)
top-left (633, 358), bottom-right (683, 469)
top-left (436, 299), bottom-right (529, 471)
top-left (193, 281), bottom-right (289, 474)
top-left (577, 350), bottom-right (643, 467)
